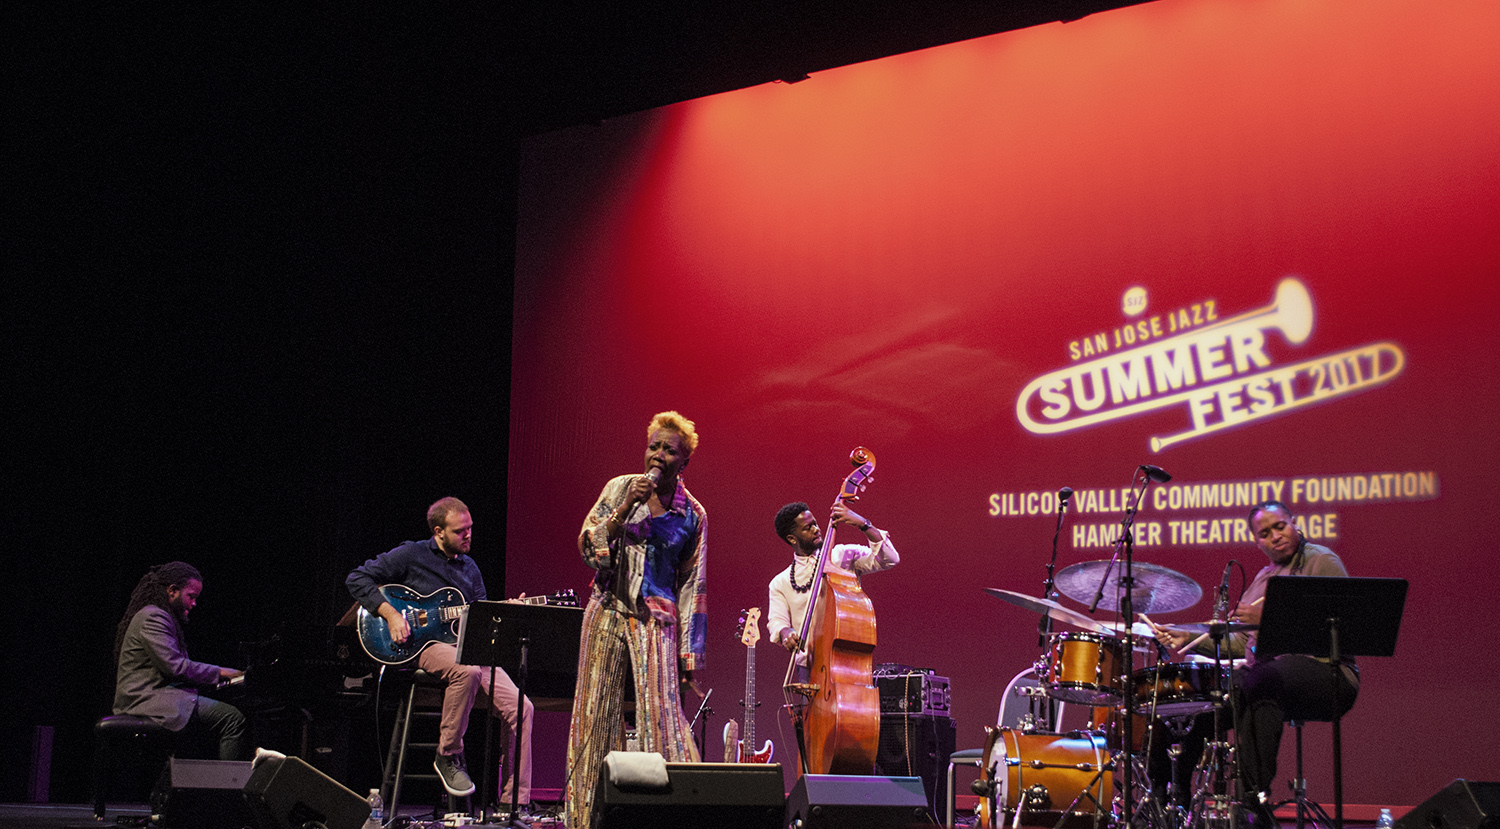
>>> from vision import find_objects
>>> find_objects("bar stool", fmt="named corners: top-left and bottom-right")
top-left (381, 670), bottom-right (470, 822)
top-left (92, 714), bottom-right (173, 819)
top-left (1274, 720), bottom-right (1335, 829)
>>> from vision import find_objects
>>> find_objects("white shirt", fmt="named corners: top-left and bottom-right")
top-left (767, 531), bottom-right (900, 664)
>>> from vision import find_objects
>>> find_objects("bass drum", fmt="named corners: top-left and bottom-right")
top-left (978, 727), bottom-right (1113, 828)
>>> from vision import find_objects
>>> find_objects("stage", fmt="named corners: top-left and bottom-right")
top-left (0, 800), bottom-right (1392, 829)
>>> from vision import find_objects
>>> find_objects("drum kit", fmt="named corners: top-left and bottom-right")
top-left (977, 561), bottom-right (1254, 829)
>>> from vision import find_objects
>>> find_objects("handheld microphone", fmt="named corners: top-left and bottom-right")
top-left (646, 467), bottom-right (662, 484)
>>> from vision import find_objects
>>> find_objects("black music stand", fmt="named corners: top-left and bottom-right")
top-left (457, 601), bottom-right (583, 828)
top-left (1255, 576), bottom-right (1408, 829)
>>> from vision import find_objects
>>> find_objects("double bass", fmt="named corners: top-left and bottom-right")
top-left (784, 447), bottom-right (881, 775)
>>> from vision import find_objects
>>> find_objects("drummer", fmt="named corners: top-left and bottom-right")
top-left (1147, 501), bottom-right (1358, 827)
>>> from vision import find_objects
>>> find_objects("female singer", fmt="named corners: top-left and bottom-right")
top-left (564, 411), bottom-right (707, 829)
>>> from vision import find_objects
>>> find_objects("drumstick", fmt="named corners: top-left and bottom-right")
top-left (1178, 632), bottom-right (1210, 655)
top-left (1139, 613), bottom-right (1187, 653)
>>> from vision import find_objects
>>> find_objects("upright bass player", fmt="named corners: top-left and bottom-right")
top-left (767, 448), bottom-right (900, 774)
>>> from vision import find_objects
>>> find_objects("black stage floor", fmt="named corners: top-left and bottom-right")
top-left (0, 803), bottom-right (1378, 829)
top-left (0, 802), bottom-right (571, 829)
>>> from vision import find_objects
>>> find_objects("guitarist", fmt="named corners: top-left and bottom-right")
top-left (766, 500), bottom-right (900, 674)
top-left (345, 497), bottom-right (533, 815)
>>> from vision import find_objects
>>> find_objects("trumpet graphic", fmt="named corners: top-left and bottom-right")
top-left (1015, 278), bottom-right (1404, 452)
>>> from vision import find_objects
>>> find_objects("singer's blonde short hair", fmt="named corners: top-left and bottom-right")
top-left (648, 410), bottom-right (699, 454)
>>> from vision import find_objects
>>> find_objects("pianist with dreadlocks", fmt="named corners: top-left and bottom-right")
top-left (112, 561), bottom-right (249, 760)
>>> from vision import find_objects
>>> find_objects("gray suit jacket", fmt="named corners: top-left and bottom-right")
top-left (113, 605), bottom-right (223, 731)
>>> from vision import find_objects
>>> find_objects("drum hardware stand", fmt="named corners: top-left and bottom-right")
top-left (1160, 743), bottom-right (1189, 829)
top-left (1017, 755), bottom-right (1116, 829)
top-left (1188, 738), bottom-right (1237, 829)
top-left (1086, 464), bottom-right (1169, 828)
top-left (1188, 620), bottom-right (1239, 829)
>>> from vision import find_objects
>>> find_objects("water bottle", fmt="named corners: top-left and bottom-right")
top-left (366, 788), bottom-right (384, 828)
top-left (1377, 808), bottom-right (1394, 829)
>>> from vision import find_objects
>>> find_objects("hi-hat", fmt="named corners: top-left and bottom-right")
top-left (983, 588), bottom-right (1102, 632)
top-left (1054, 560), bottom-right (1203, 615)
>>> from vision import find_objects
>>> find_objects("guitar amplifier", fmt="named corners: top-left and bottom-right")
top-left (874, 667), bottom-right (950, 716)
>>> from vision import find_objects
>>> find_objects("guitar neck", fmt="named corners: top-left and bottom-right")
top-left (743, 642), bottom-right (756, 745)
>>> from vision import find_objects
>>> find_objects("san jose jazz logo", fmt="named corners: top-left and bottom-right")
top-left (1015, 279), bottom-right (1405, 452)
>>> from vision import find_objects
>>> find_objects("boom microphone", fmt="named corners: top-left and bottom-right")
top-left (1213, 561), bottom-right (1234, 621)
top-left (1058, 487), bottom-right (1074, 504)
top-left (1140, 464), bottom-right (1172, 483)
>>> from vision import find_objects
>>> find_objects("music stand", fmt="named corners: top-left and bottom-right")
top-left (458, 601), bottom-right (583, 827)
top-left (1255, 576), bottom-right (1408, 829)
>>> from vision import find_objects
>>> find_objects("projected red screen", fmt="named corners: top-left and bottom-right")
top-left (511, 0), bottom-right (1500, 805)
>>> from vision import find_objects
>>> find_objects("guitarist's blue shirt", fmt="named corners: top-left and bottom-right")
top-left (347, 537), bottom-right (487, 612)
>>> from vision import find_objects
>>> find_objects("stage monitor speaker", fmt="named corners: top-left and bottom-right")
top-left (242, 755), bottom-right (370, 829)
top-left (784, 773), bottom-right (930, 829)
top-left (156, 758), bottom-right (256, 829)
top-left (592, 760), bottom-right (784, 829)
top-left (874, 713), bottom-right (955, 818)
top-left (1396, 780), bottom-right (1500, 829)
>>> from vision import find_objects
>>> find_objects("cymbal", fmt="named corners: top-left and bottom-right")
top-left (983, 588), bottom-right (1102, 632)
top-left (1168, 621), bottom-right (1259, 634)
top-left (1054, 560), bottom-right (1203, 615)
top-left (1094, 620), bottom-right (1161, 646)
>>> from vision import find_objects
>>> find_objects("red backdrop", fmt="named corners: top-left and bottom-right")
top-left (510, 0), bottom-right (1500, 805)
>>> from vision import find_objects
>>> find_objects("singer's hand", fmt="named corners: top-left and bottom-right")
top-left (624, 473), bottom-right (655, 505)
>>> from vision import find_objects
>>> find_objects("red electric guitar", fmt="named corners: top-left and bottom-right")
top-left (722, 607), bottom-right (775, 763)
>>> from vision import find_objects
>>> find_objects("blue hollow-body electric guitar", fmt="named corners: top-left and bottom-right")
top-left (355, 584), bottom-right (577, 665)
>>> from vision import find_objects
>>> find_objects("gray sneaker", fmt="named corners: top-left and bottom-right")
top-left (433, 753), bottom-right (475, 797)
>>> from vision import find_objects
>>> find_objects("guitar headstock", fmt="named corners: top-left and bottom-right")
top-left (549, 588), bottom-right (579, 607)
top-left (736, 607), bottom-right (762, 648)
top-left (838, 446), bottom-right (876, 502)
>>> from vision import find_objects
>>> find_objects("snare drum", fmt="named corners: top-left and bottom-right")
top-left (1039, 632), bottom-right (1125, 705)
top-left (1132, 662), bottom-right (1226, 717)
top-left (978, 727), bottom-right (1113, 828)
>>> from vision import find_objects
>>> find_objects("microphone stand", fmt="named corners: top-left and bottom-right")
top-left (1086, 467), bottom-right (1160, 829)
top-left (1038, 490), bottom-right (1071, 730)
top-left (689, 688), bottom-right (713, 757)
